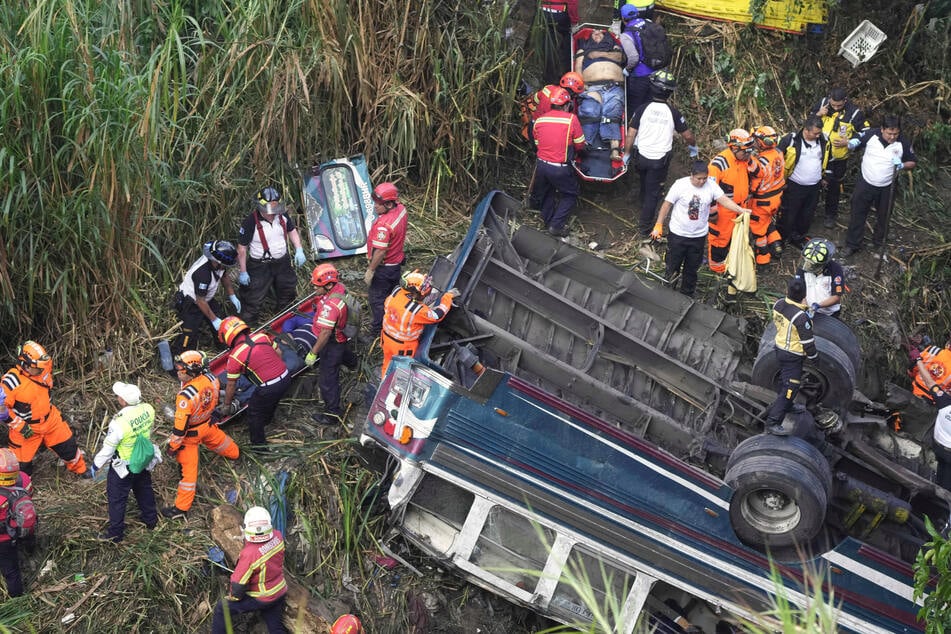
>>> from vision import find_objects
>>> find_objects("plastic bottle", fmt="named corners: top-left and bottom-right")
top-left (157, 339), bottom-right (174, 372)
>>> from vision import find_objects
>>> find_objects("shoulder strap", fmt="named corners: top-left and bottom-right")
top-left (253, 210), bottom-right (272, 258)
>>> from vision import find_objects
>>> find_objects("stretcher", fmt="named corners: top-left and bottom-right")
top-left (571, 24), bottom-right (628, 183)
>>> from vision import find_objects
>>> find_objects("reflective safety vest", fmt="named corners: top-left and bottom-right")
top-left (113, 403), bottom-right (155, 461)
top-left (174, 372), bottom-right (220, 438)
top-left (231, 531), bottom-right (288, 602)
top-left (382, 289), bottom-right (454, 343)
top-left (709, 149), bottom-right (752, 210)
top-left (2, 367), bottom-right (54, 426)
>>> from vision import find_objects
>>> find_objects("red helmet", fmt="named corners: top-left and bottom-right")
top-left (753, 125), bottom-right (778, 149)
top-left (330, 614), bottom-right (363, 634)
top-left (0, 448), bottom-right (19, 487)
top-left (372, 182), bottom-right (399, 204)
top-left (311, 263), bottom-right (339, 287)
top-left (727, 128), bottom-right (754, 152)
top-left (218, 316), bottom-right (250, 346)
top-left (549, 86), bottom-right (571, 107)
top-left (559, 71), bottom-right (585, 95)
top-left (18, 341), bottom-right (52, 373)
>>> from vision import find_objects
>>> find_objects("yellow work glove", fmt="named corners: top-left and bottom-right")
top-left (304, 352), bottom-right (318, 367)
top-left (650, 223), bottom-right (663, 240)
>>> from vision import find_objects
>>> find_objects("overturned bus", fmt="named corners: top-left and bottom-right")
top-left (360, 191), bottom-right (941, 633)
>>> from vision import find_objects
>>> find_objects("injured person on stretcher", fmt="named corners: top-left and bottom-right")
top-left (574, 28), bottom-right (625, 162)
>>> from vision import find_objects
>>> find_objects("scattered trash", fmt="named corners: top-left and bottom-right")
top-left (73, 573), bottom-right (85, 584)
top-left (61, 613), bottom-right (76, 625)
top-left (839, 20), bottom-right (887, 67)
top-left (372, 554), bottom-right (399, 570)
top-left (206, 546), bottom-right (232, 572)
top-left (40, 560), bottom-right (56, 578)
top-left (225, 489), bottom-right (238, 505)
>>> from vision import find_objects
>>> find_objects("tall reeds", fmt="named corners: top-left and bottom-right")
top-left (0, 0), bottom-right (525, 363)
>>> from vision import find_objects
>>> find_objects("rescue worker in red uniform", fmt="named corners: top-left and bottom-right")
top-left (212, 506), bottom-right (287, 634)
top-left (236, 185), bottom-right (307, 326)
top-left (2, 341), bottom-right (89, 478)
top-left (707, 129), bottom-right (755, 273)
top-left (538, 0), bottom-right (579, 86)
top-left (219, 317), bottom-right (291, 449)
top-left (364, 182), bottom-right (408, 339)
top-left (381, 271), bottom-right (459, 378)
top-left (749, 125), bottom-right (785, 265)
top-left (306, 264), bottom-right (358, 426)
top-left (163, 351), bottom-right (239, 519)
top-left (531, 87), bottom-right (586, 237)
top-left (532, 72), bottom-right (585, 121)
top-left (0, 448), bottom-right (34, 597)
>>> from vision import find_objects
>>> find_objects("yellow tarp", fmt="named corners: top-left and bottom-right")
top-left (657, 0), bottom-right (827, 33)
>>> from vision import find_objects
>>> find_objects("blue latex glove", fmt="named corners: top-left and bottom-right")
top-left (211, 317), bottom-right (222, 331)
top-left (238, 271), bottom-right (250, 286)
top-left (293, 247), bottom-right (306, 267)
top-left (847, 138), bottom-right (860, 151)
top-left (688, 145), bottom-right (699, 159)
top-left (892, 156), bottom-right (903, 170)
top-left (228, 294), bottom-right (241, 312)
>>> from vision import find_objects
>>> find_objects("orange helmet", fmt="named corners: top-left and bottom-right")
top-left (372, 182), bottom-right (399, 204)
top-left (330, 614), bottom-right (363, 634)
top-left (753, 125), bottom-right (778, 149)
top-left (549, 87), bottom-right (571, 107)
top-left (218, 316), bottom-right (250, 346)
top-left (18, 341), bottom-right (52, 373)
top-left (727, 128), bottom-right (754, 152)
top-left (174, 350), bottom-right (208, 376)
top-left (311, 263), bottom-right (339, 287)
top-left (559, 71), bottom-right (585, 95)
top-left (401, 269), bottom-right (432, 296)
top-left (0, 448), bottom-right (19, 487)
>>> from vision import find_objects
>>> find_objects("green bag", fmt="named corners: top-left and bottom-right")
top-left (127, 434), bottom-right (154, 474)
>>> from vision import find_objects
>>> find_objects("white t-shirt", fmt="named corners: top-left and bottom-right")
top-left (789, 140), bottom-right (823, 186)
top-left (933, 391), bottom-right (951, 449)
top-left (860, 133), bottom-right (910, 187)
top-left (630, 102), bottom-right (688, 160)
top-left (665, 177), bottom-right (725, 238)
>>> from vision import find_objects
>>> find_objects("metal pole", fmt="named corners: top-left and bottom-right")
top-left (873, 166), bottom-right (900, 279)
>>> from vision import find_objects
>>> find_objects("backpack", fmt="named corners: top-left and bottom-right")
top-left (634, 21), bottom-right (672, 70)
top-left (1, 486), bottom-right (37, 540)
top-left (329, 292), bottom-right (362, 341)
top-left (127, 433), bottom-right (155, 474)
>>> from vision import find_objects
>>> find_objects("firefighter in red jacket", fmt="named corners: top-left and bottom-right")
top-left (364, 182), bottom-right (409, 339)
top-left (381, 270), bottom-right (459, 378)
top-left (212, 506), bottom-right (288, 634)
top-left (531, 87), bottom-right (586, 237)
top-left (0, 448), bottom-right (33, 597)
top-left (162, 350), bottom-right (240, 519)
top-left (538, 0), bottom-right (579, 85)
top-left (2, 341), bottom-right (89, 478)
top-left (707, 129), bottom-right (755, 273)
top-left (749, 125), bottom-right (785, 265)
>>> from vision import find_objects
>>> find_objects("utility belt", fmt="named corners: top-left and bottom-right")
top-left (249, 253), bottom-right (289, 264)
top-left (538, 158), bottom-right (568, 167)
top-left (752, 187), bottom-right (784, 200)
top-left (585, 79), bottom-right (622, 88)
top-left (255, 370), bottom-right (288, 388)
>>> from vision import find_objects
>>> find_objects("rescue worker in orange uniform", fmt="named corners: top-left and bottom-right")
top-left (381, 270), bottom-right (459, 378)
top-left (748, 125), bottom-right (785, 265)
top-left (531, 87), bottom-right (586, 237)
top-left (162, 350), bottom-right (239, 519)
top-left (912, 343), bottom-right (951, 401)
top-left (305, 264), bottom-right (358, 426)
top-left (707, 129), bottom-right (755, 273)
top-left (2, 341), bottom-right (89, 478)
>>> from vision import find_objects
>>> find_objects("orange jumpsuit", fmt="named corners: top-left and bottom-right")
top-left (912, 346), bottom-right (951, 400)
top-left (749, 147), bottom-right (786, 264)
top-left (2, 366), bottom-right (87, 475)
top-left (170, 371), bottom-right (239, 511)
top-left (381, 289), bottom-right (455, 377)
top-left (708, 149), bottom-right (753, 273)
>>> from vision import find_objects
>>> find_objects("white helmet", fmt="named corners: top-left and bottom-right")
top-left (243, 506), bottom-right (274, 543)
